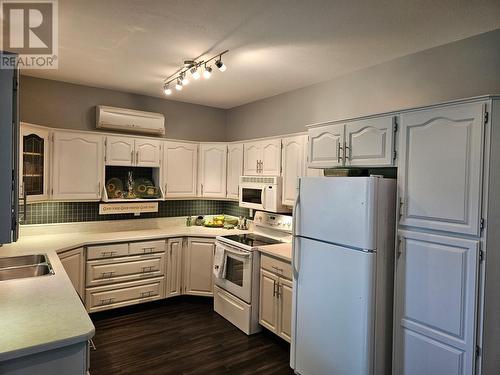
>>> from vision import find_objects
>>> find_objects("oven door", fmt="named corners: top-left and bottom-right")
top-left (214, 242), bottom-right (253, 303)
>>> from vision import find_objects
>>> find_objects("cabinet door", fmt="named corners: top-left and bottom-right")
top-left (243, 141), bottom-right (261, 175)
top-left (393, 230), bottom-right (479, 375)
top-left (281, 135), bottom-right (306, 206)
top-left (19, 124), bottom-right (50, 202)
top-left (52, 131), bottom-right (103, 200)
top-left (105, 136), bottom-right (134, 166)
top-left (184, 238), bottom-right (214, 296)
top-left (259, 269), bottom-right (279, 333)
top-left (199, 144), bottom-right (227, 198)
top-left (163, 141), bottom-right (197, 198)
top-left (261, 138), bottom-right (282, 175)
top-left (345, 115), bottom-right (396, 166)
top-left (59, 248), bottom-right (85, 300)
top-left (166, 238), bottom-right (183, 298)
top-left (278, 277), bottom-right (293, 342)
top-left (226, 143), bottom-right (243, 199)
top-left (307, 123), bottom-right (344, 168)
top-left (399, 102), bottom-right (485, 235)
top-left (135, 139), bottom-right (161, 167)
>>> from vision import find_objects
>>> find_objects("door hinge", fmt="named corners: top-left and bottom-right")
top-left (479, 249), bottom-right (485, 262)
top-left (484, 111), bottom-right (489, 125)
top-left (399, 197), bottom-right (405, 219)
top-left (476, 345), bottom-right (481, 359)
top-left (393, 150), bottom-right (397, 161)
top-left (393, 117), bottom-right (398, 132)
top-left (480, 218), bottom-right (485, 232)
top-left (397, 237), bottom-right (405, 259)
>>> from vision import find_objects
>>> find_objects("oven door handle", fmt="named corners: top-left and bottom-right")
top-left (218, 242), bottom-right (252, 258)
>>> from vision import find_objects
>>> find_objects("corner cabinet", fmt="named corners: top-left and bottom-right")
top-left (58, 247), bottom-right (85, 300)
top-left (243, 139), bottom-right (281, 176)
top-left (19, 123), bottom-right (51, 202)
top-left (166, 238), bottom-right (183, 298)
top-left (183, 237), bottom-right (215, 296)
top-left (198, 144), bottom-right (227, 198)
top-left (51, 131), bottom-right (104, 201)
top-left (281, 135), bottom-right (306, 206)
top-left (226, 143), bottom-right (244, 200)
top-left (162, 141), bottom-right (198, 198)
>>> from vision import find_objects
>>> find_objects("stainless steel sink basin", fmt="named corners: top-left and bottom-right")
top-left (0, 254), bottom-right (54, 281)
top-left (0, 254), bottom-right (47, 268)
top-left (0, 264), bottom-right (53, 281)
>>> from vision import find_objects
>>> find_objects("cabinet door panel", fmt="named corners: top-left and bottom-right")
top-left (282, 135), bottom-right (305, 206)
top-left (394, 230), bottom-right (479, 375)
top-left (243, 142), bottom-right (261, 175)
top-left (52, 131), bottom-right (103, 200)
top-left (261, 139), bottom-right (281, 175)
top-left (345, 115), bottom-right (395, 166)
top-left (278, 277), bottom-right (292, 342)
top-left (259, 269), bottom-right (278, 333)
top-left (163, 141), bottom-right (197, 198)
top-left (135, 139), bottom-right (161, 167)
top-left (106, 136), bottom-right (134, 166)
top-left (227, 143), bottom-right (243, 199)
top-left (399, 103), bottom-right (484, 235)
top-left (184, 238), bottom-right (214, 296)
top-left (307, 123), bottom-right (344, 168)
top-left (199, 144), bottom-right (227, 198)
top-left (59, 248), bottom-right (85, 300)
top-left (166, 238), bottom-right (183, 298)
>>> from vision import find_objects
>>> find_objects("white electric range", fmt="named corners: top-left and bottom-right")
top-left (214, 211), bottom-right (292, 335)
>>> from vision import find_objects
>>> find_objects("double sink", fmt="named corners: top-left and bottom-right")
top-left (0, 254), bottom-right (54, 281)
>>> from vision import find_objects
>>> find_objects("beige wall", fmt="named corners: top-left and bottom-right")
top-left (226, 29), bottom-right (500, 141)
top-left (20, 76), bottom-right (227, 142)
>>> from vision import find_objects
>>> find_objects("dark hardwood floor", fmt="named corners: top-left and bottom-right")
top-left (90, 297), bottom-right (294, 375)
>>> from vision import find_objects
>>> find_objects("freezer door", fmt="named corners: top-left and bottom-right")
top-left (291, 237), bottom-right (376, 375)
top-left (296, 176), bottom-right (378, 250)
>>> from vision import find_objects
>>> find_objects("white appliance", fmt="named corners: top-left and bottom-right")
top-left (239, 176), bottom-right (291, 213)
top-left (96, 105), bottom-right (165, 135)
top-left (214, 211), bottom-right (292, 335)
top-left (291, 176), bottom-right (396, 375)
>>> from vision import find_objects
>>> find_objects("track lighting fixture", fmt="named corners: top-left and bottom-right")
top-left (162, 50), bottom-right (228, 96)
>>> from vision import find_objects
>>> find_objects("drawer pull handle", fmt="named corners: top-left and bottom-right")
top-left (101, 251), bottom-right (117, 257)
top-left (100, 271), bottom-right (115, 279)
top-left (141, 266), bottom-right (155, 273)
top-left (142, 247), bottom-right (154, 254)
top-left (272, 266), bottom-right (284, 273)
top-left (100, 297), bottom-right (115, 305)
top-left (140, 291), bottom-right (154, 298)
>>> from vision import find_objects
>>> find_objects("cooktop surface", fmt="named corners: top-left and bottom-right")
top-left (221, 233), bottom-right (282, 248)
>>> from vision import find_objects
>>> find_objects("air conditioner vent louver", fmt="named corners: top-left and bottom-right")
top-left (96, 105), bottom-right (165, 135)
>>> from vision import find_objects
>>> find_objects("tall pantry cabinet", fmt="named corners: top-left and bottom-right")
top-left (393, 96), bottom-right (500, 375)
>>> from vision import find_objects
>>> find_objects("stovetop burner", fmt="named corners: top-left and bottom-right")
top-left (220, 233), bottom-right (282, 248)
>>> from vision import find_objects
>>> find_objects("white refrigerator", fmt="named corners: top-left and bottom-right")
top-left (291, 176), bottom-right (396, 375)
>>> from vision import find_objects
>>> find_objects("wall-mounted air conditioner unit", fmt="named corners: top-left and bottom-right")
top-left (96, 105), bottom-right (165, 135)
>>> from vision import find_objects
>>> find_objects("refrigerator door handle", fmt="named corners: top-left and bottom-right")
top-left (292, 179), bottom-right (300, 276)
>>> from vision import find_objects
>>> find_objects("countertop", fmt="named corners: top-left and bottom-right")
top-left (0, 217), bottom-right (249, 362)
top-left (257, 242), bottom-right (292, 262)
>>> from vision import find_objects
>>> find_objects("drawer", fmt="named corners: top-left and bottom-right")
top-left (87, 243), bottom-right (129, 260)
top-left (214, 286), bottom-right (260, 335)
top-left (261, 254), bottom-right (292, 280)
top-left (129, 240), bottom-right (165, 255)
top-left (86, 253), bottom-right (165, 287)
top-left (86, 277), bottom-right (164, 313)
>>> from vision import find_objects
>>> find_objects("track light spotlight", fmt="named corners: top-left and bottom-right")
top-left (180, 73), bottom-right (189, 85)
top-left (163, 84), bottom-right (172, 95)
top-left (175, 78), bottom-right (183, 91)
top-left (215, 58), bottom-right (227, 72)
top-left (191, 66), bottom-right (201, 80)
top-left (203, 65), bottom-right (212, 79)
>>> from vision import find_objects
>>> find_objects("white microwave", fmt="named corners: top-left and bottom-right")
top-left (239, 176), bottom-right (291, 213)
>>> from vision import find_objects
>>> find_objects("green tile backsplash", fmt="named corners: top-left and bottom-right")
top-left (21, 200), bottom-right (250, 225)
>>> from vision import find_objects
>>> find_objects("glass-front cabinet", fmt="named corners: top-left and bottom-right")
top-left (19, 123), bottom-right (50, 202)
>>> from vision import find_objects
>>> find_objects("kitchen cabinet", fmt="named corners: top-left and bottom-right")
top-left (259, 254), bottom-right (292, 342)
top-left (243, 138), bottom-right (281, 176)
top-left (106, 136), bottom-right (160, 167)
top-left (166, 238), bottom-right (183, 298)
top-left (198, 143), bottom-right (227, 198)
top-left (393, 230), bottom-right (479, 375)
top-left (226, 143), bottom-right (243, 199)
top-left (51, 131), bottom-right (104, 201)
top-left (184, 237), bottom-right (215, 297)
top-left (398, 102), bottom-right (484, 235)
top-left (281, 135), bottom-right (306, 206)
top-left (162, 141), bottom-right (198, 198)
top-left (19, 123), bottom-right (50, 202)
top-left (59, 247), bottom-right (85, 300)
top-left (307, 115), bottom-right (396, 168)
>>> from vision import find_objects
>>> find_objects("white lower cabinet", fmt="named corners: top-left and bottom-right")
top-left (59, 248), bottom-right (85, 300)
top-left (183, 237), bottom-right (215, 296)
top-left (166, 238), bottom-right (183, 298)
top-left (259, 254), bottom-right (292, 342)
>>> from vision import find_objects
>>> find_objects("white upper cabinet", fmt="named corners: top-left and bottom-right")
top-left (162, 141), bottom-right (197, 198)
top-left (52, 131), bottom-right (103, 200)
top-left (308, 123), bottom-right (344, 168)
top-left (135, 139), bottom-right (161, 167)
top-left (345, 115), bottom-right (396, 166)
top-left (105, 136), bottom-right (134, 166)
top-left (243, 138), bottom-right (281, 175)
top-left (398, 102), bottom-right (485, 235)
top-left (281, 135), bottom-right (306, 206)
top-left (199, 144), bottom-right (227, 198)
top-left (227, 143), bottom-right (243, 200)
top-left (106, 136), bottom-right (160, 167)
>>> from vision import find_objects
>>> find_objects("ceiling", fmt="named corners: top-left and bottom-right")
top-left (22, 0), bottom-right (500, 109)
